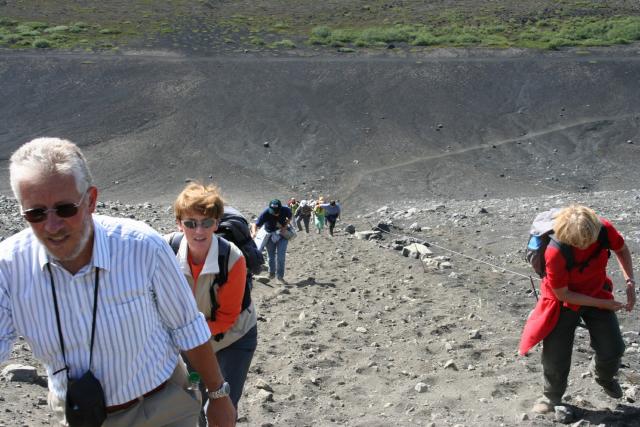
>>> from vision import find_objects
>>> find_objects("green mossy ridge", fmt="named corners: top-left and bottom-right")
top-left (307, 16), bottom-right (640, 49)
top-left (2, 3), bottom-right (640, 52)
top-left (0, 16), bottom-right (135, 50)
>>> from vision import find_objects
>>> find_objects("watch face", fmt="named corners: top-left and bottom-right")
top-left (209, 381), bottom-right (230, 399)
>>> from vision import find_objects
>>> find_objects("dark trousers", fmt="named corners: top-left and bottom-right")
top-left (542, 306), bottom-right (625, 403)
top-left (217, 325), bottom-right (258, 408)
top-left (326, 215), bottom-right (338, 236)
top-left (296, 216), bottom-right (310, 233)
top-left (185, 325), bottom-right (258, 425)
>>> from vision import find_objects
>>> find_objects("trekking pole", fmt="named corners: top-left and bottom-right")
top-left (529, 276), bottom-right (539, 302)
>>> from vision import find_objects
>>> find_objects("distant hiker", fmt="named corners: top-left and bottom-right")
top-left (319, 200), bottom-right (341, 236)
top-left (519, 205), bottom-right (635, 414)
top-left (165, 182), bottom-right (258, 424)
top-left (295, 200), bottom-right (313, 233)
top-left (0, 138), bottom-right (235, 427)
top-left (313, 196), bottom-right (326, 234)
top-left (287, 198), bottom-right (300, 216)
top-left (250, 199), bottom-right (292, 284)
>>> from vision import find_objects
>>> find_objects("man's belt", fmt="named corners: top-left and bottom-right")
top-left (105, 381), bottom-right (168, 413)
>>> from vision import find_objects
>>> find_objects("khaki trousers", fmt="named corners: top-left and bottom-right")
top-left (49, 360), bottom-right (201, 427)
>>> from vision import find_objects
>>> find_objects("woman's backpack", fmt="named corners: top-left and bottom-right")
top-left (525, 209), bottom-right (610, 278)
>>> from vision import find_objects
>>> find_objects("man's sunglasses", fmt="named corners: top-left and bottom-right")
top-left (181, 218), bottom-right (217, 229)
top-left (21, 191), bottom-right (89, 223)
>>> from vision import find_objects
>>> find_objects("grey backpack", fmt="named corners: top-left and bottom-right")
top-left (525, 209), bottom-right (609, 278)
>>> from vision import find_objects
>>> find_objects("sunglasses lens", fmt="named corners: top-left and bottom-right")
top-left (21, 192), bottom-right (86, 223)
top-left (55, 204), bottom-right (79, 218)
top-left (23, 209), bottom-right (47, 223)
top-left (182, 218), bottom-right (216, 229)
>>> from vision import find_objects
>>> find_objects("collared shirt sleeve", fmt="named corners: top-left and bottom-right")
top-left (151, 241), bottom-right (211, 351)
top-left (0, 271), bottom-right (16, 362)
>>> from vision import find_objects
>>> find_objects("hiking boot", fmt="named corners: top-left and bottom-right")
top-left (531, 397), bottom-right (559, 414)
top-left (589, 359), bottom-right (623, 399)
top-left (595, 378), bottom-right (623, 399)
top-left (268, 272), bottom-right (276, 279)
top-left (276, 277), bottom-right (288, 285)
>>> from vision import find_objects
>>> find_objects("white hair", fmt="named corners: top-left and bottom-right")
top-left (9, 137), bottom-right (93, 201)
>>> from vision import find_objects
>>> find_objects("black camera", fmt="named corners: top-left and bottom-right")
top-left (65, 371), bottom-right (106, 427)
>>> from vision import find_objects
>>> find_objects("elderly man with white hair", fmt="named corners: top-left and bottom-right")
top-left (0, 137), bottom-right (236, 427)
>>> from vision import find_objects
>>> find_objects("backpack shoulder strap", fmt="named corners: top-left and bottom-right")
top-left (209, 236), bottom-right (231, 322)
top-left (576, 223), bottom-right (610, 272)
top-left (168, 232), bottom-right (183, 255)
top-left (597, 223), bottom-right (610, 248)
top-left (549, 223), bottom-right (610, 273)
top-left (213, 236), bottom-right (231, 286)
top-left (549, 236), bottom-right (575, 272)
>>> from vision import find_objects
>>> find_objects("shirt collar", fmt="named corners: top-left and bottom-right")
top-left (91, 218), bottom-right (110, 272)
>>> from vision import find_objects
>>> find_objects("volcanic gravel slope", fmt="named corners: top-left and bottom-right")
top-left (0, 190), bottom-right (639, 426)
top-left (0, 44), bottom-right (640, 427)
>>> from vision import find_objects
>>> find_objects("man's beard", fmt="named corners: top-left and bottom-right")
top-left (48, 216), bottom-right (93, 263)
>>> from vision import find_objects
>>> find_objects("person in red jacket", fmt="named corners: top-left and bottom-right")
top-left (519, 205), bottom-right (635, 414)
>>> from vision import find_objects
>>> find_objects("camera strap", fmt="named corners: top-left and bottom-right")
top-left (47, 264), bottom-right (100, 378)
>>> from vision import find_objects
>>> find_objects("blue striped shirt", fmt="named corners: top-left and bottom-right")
top-left (0, 215), bottom-right (211, 405)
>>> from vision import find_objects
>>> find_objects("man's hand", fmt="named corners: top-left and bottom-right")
top-left (207, 397), bottom-right (236, 427)
top-left (184, 343), bottom-right (235, 426)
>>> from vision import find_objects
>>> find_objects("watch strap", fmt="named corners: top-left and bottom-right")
top-left (207, 381), bottom-right (230, 399)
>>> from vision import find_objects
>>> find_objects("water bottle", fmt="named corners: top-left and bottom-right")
top-left (187, 371), bottom-right (201, 400)
top-left (527, 235), bottom-right (542, 250)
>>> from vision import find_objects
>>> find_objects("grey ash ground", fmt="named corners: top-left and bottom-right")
top-left (0, 189), bottom-right (639, 426)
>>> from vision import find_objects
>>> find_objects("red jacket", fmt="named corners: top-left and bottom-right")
top-left (519, 219), bottom-right (624, 355)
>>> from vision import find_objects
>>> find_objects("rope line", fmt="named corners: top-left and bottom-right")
top-left (365, 220), bottom-right (538, 281)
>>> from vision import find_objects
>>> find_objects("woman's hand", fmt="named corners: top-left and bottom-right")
top-left (626, 283), bottom-right (636, 311)
top-left (552, 286), bottom-right (625, 311)
top-left (599, 299), bottom-right (625, 311)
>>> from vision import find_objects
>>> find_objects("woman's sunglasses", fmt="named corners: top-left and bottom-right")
top-left (21, 191), bottom-right (88, 223)
top-left (181, 218), bottom-right (217, 229)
